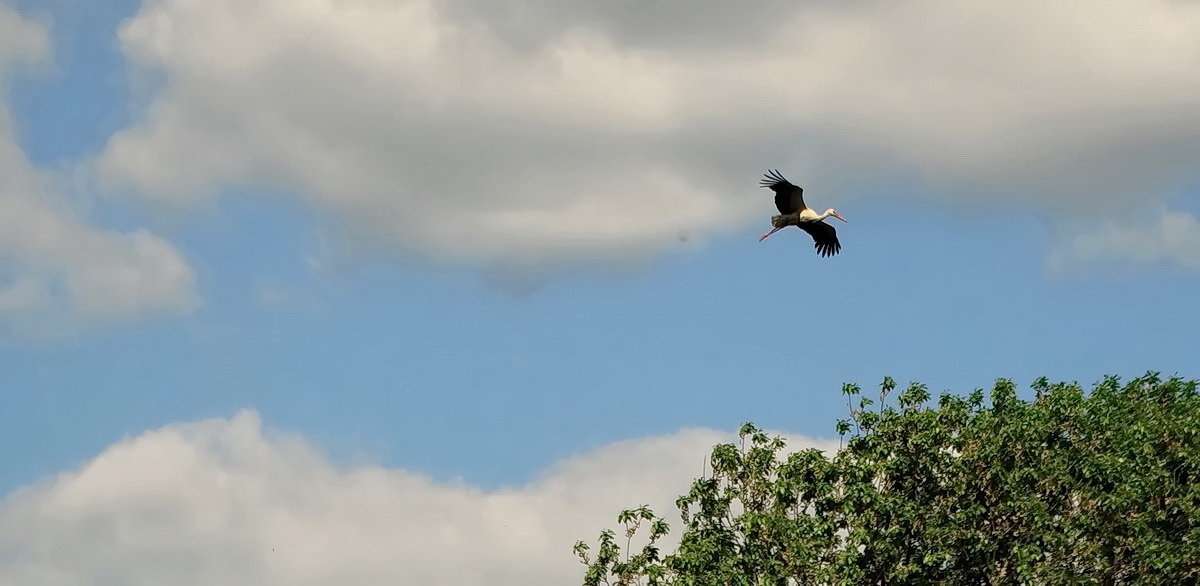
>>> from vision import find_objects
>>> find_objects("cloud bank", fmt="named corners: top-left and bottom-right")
top-left (96, 0), bottom-right (1200, 270)
top-left (0, 411), bottom-right (837, 585)
top-left (0, 5), bottom-right (195, 334)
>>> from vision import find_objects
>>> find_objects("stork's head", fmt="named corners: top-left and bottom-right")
top-left (825, 209), bottom-right (848, 222)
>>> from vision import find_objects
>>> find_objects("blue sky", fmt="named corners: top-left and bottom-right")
top-left (8, 193), bottom-right (1200, 497)
top-left (2, 1), bottom-right (1200, 583)
top-left (3, 0), bottom-right (1200, 492)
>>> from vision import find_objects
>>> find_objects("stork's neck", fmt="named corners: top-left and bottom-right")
top-left (801, 208), bottom-right (838, 221)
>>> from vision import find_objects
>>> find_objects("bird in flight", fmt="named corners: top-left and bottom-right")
top-left (757, 169), bottom-right (846, 257)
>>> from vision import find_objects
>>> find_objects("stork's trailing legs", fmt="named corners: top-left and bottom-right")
top-left (759, 213), bottom-right (799, 241)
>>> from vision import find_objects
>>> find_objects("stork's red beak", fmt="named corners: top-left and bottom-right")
top-left (832, 212), bottom-right (848, 222)
top-left (759, 227), bottom-right (782, 242)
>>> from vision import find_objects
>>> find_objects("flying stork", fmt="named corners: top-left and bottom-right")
top-left (757, 170), bottom-right (846, 257)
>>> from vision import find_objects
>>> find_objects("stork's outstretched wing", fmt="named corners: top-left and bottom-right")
top-left (796, 221), bottom-right (841, 257)
top-left (760, 169), bottom-right (806, 215)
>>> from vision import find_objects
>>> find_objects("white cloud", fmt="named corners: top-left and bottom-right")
top-left (0, 411), bottom-right (838, 585)
top-left (95, 0), bottom-right (1200, 271)
top-left (1049, 209), bottom-right (1200, 270)
top-left (0, 4), bottom-right (196, 334)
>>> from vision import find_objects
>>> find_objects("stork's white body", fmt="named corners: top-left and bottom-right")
top-left (771, 208), bottom-right (841, 228)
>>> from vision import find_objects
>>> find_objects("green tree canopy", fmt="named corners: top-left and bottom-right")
top-left (576, 373), bottom-right (1200, 585)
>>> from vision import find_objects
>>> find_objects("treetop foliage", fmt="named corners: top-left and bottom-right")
top-left (575, 373), bottom-right (1200, 585)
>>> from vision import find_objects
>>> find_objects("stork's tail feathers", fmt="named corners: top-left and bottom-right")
top-left (771, 213), bottom-right (798, 229)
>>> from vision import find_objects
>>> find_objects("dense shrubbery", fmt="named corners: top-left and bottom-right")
top-left (576, 374), bottom-right (1200, 584)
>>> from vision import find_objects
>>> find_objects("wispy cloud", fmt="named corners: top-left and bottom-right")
top-left (0, 5), bottom-right (196, 335)
top-left (1049, 209), bottom-right (1200, 270)
top-left (0, 411), bottom-right (837, 585)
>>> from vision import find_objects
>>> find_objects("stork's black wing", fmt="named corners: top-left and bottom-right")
top-left (760, 169), bottom-right (806, 214)
top-left (796, 220), bottom-right (841, 257)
